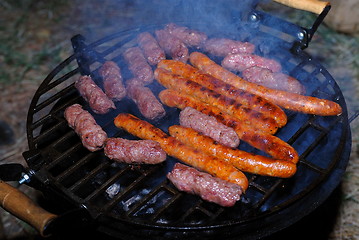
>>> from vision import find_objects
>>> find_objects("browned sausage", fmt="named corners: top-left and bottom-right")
top-left (222, 53), bottom-right (282, 72)
top-left (154, 68), bottom-right (279, 134)
top-left (155, 29), bottom-right (189, 63)
top-left (242, 66), bottom-right (306, 95)
top-left (179, 107), bottom-right (240, 148)
top-left (167, 163), bottom-right (243, 207)
top-left (190, 52), bottom-right (342, 116)
top-left (114, 113), bottom-right (248, 190)
top-left (169, 125), bottom-right (297, 178)
top-left (157, 59), bottom-right (287, 127)
top-left (75, 75), bottom-right (116, 114)
top-left (98, 61), bottom-right (126, 101)
top-left (159, 89), bottom-right (299, 164)
top-left (126, 79), bottom-right (166, 120)
top-left (137, 32), bottom-right (166, 66)
top-left (165, 23), bottom-right (208, 48)
top-left (64, 104), bottom-right (107, 152)
top-left (104, 138), bottom-right (166, 164)
top-left (202, 38), bottom-right (255, 57)
top-left (123, 47), bottom-right (154, 84)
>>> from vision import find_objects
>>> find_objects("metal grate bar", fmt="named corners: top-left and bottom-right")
top-left (33, 84), bottom-right (77, 114)
top-left (32, 121), bottom-right (68, 146)
top-left (102, 166), bottom-right (161, 212)
top-left (68, 161), bottom-right (111, 192)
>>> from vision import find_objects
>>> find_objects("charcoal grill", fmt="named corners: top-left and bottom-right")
top-left (0, 1), bottom-right (355, 239)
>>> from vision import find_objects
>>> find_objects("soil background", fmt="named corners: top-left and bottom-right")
top-left (0, 0), bottom-right (358, 239)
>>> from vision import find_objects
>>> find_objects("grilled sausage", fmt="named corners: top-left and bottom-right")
top-left (169, 125), bottom-right (297, 177)
top-left (64, 104), bottom-right (107, 152)
top-left (159, 89), bottom-right (299, 163)
top-left (137, 32), bottom-right (166, 66)
top-left (123, 47), bottom-right (154, 84)
top-left (165, 23), bottom-right (208, 48)
top-left (179, 107), bottom-right (240, 148)
top-left (98, 61), bottom-right (126, 101)
top-left (114, 113), bottom-right (248, 190)
top-left (222, 53), bottom-right (282, 72)
top-left (154, 68), bottom-right (279, 134)
top-left (190, 52), bottom-right (342, 116)
top-left (75, 75), bottom-right (116, 114)
top-left (242, 66), bottom-right (306, 95)
top-left (155, 29), bottom-right (189, 63)
top-left (157, 59), bottom-right (287, 127)
top-left (203, 38), bottom-right (255, 57)
top-left (104, 138), bottom-right (166, 164)
top-left (126, 79), bottom-right (166, 120)
top-left (167, 163), bottom-right (243, 207)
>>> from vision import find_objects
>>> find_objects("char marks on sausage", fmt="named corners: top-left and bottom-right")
top-left (190, 52), bottom-right (342, 116)
top-left (98, 61), bottom-right (126, 101)
top-left (75, 75), bottom-right (116, 114)
top-left (179, 107), bottom-right (239, 148)
top-left (159, 89), bottom-right (299, 163)
top-left (157, 59), bottom-right (287, 127)
top-left (167, 163), bottom-right (243, 207)
top-left (169, 125), bottom-right (297, 178)
top-left (64, 104), bottom-right (107, 152)
top-left (123, 47), bottom-right (154, 84)
top-left (154, 68), bottom-right (279, 134)
top-left (114, 113), bottom-right (249, 189)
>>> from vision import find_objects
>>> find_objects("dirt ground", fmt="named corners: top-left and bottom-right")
top-left (0, 0), bottom-right (358, 239)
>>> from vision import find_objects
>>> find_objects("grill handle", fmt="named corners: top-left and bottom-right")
top-left (0, 180), bottom-right (57, 237)
top-left (273, 0), bottom-right (330, 15)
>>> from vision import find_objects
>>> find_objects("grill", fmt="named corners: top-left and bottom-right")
top-left (1, 1), bottom-right (355, 239)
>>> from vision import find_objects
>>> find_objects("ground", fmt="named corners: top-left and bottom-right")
top-left (0, 0), bottom-right (358, 239)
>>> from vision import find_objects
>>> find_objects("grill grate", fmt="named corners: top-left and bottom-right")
top-left (24, 14), bottom-right (350, 239)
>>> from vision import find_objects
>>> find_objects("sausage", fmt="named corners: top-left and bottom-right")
top-left (98, 61), bottom-right (126, 101)
top-left (242, 66), bottom-right (306, 95)
top-left (154, 68), bottom-right (279, 134)
top-left (167, 163), bottom-right (243, 207)
top-left (179, 107), bottom-right (240, 148)
top-left (75, 75), bottom-right (116, 114)
top-left (190, 52), bottom-right (342, 116)
top-left (165, 23), bottom-right (208, 48)
top-left (155, 29), bottom-right (189, 63)
top-left (137, 32), bottom-right (166, 66)
top-left (64, 104), bottom-right (107, 152)
top-left (126, 79), bottom-right (166, 120)
top-left (221, 53), bottom-right (282, 72)
top-left (114, 113), bottom-right (248, 190)
top-left (169, 125), bottom-right (297, 178)
top-left (202, 38), bottom-right (255, 57)
top-left (104, 138), bottom-right (166, 164)
top-left (123, 47), bottom-right (154, 84)
top-left (159, 89), bottom-right (299, 163)
top-left (157, 59), bottom-right (287, 127)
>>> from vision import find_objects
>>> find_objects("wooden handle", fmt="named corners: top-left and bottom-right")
top-left (273, 0), bottom-right (330, 15)
top-left (0, 181), bottom-right (57, 236)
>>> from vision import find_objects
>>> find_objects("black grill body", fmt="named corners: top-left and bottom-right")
top-left (22, 5), bottom-right (351, 240)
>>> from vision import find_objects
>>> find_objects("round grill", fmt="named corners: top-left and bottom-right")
top-left (24, 16), bottom-right (351, 240)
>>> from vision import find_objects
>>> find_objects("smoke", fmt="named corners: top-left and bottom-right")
top-left (77, 0), bottom-right (262, 36)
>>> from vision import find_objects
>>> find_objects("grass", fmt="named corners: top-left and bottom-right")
top-left (0, 0), bottom-right (69, 85)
